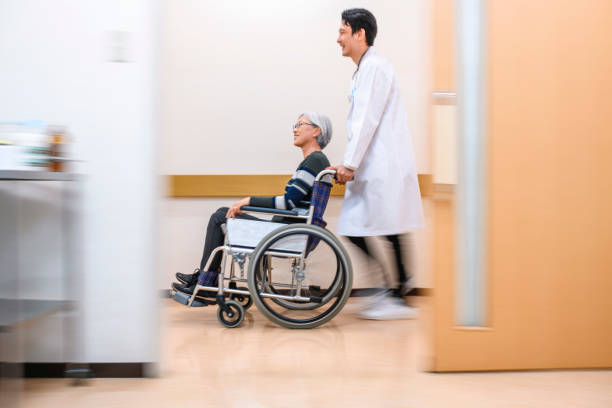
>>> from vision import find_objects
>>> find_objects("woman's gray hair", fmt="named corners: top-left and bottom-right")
top-left (300, 112), bottom-right (332, 149)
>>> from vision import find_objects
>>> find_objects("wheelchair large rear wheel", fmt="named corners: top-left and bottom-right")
top-left (247, 224), bottom-right (352, 329)
top-left (264, 257), bottom-right (344, 311)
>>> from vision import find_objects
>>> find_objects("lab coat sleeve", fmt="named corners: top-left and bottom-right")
top-left (343, 65), bottom-right (393, 170)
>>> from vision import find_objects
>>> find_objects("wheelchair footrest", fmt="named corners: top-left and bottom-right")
top-left (172, 291), bottom-right (208, 307)
top-left (309, 296), bottom-right (323, 303)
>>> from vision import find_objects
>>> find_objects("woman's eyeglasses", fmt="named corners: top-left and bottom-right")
top-left (293, 122), bottom-right (318, 130)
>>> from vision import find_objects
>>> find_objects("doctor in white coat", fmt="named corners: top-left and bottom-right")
top-left (331, 8), bottom-right (424, 320)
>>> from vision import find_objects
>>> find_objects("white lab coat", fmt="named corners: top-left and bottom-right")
top-left (338, 47), bottom-right (424, 236)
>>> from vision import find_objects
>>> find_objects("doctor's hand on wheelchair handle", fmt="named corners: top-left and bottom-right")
top-left (226, 197), bottom-right (251, 218)
top-left (327, 165), bottom-right (354, 185)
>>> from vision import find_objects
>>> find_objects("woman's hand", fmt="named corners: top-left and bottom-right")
top-left (226, 197), bottom-right (250, 218)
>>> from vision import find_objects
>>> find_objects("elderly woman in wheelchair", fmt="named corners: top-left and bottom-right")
top-left (170, 112), bottom-right (353, 328)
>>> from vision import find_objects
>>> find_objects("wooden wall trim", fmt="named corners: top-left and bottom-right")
top-left (168, 174), bottom-right (433, 198)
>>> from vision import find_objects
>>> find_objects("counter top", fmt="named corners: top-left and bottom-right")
top-left (0, 170), bottom-right (78, 181)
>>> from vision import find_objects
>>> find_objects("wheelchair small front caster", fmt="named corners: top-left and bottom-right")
top-left (230, 287), bottom-right (253, 310)
top-left (217, 300), bottom-right (245, 328)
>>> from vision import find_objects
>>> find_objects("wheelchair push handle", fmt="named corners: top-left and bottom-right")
top-left (316, 169), bottom-right (337, 182)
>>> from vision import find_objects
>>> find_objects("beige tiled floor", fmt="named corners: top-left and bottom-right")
top-left (20, 298), bottom-right (612, 408)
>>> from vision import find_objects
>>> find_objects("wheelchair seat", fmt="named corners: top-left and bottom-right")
top-left (227, 172), bottom-right (333, 255)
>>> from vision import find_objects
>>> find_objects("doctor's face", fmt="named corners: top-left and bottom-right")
top-left (293, 115), bottom-right (320, 148)
top-left (337, 22), bottom-right (360, 57)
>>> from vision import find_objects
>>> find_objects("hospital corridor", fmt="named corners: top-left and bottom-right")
top-left (1, 1), bottom-right (611, 407)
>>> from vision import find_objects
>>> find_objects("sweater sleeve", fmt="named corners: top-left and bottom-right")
top-left (249, 152), bottom-right (330, 210)
top-left (249, 196), bottom-right (275, 208)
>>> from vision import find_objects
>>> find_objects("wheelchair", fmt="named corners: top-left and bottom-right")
top-left (171, 169), bottom-right (353, 329)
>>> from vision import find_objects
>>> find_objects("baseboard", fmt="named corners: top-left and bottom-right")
top-left (23, 363), bottom-right (149, 378)
top-left (352, 287), bottom-right (432, 297)
top-left (160, 287), bottom-right (431, 298)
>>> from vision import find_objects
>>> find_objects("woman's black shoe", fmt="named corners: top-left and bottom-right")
top-left (171, 282), bottom-right (217, 301)
top-left (175, 268), bottom-right (199, 285)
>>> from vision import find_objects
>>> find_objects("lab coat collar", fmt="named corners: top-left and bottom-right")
top-left (354, 46), bottom-right (375, 76)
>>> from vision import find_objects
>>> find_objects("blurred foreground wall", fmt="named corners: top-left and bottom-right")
top-left (0, 0), bottom-right (159, 369)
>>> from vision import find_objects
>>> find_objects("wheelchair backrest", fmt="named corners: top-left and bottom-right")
top-left (305, 171), bottom-right (334, 256)
top-left (308, 178), bottom-right (332, 228)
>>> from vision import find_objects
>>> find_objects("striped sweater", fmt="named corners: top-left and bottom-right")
top-left (250, 151), bottom-right (331, 210)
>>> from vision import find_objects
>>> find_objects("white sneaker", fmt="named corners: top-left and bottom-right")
top-left (359, 288), bottom-right (392, 311)
top-left (359, 297), bottom-right (418, 320)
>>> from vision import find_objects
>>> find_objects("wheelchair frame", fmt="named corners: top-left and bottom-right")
top-left (172, 169), bottom-right (353, 329)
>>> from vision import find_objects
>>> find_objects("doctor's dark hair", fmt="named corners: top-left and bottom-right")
top-left (341, 8), bottom-right (377, 46)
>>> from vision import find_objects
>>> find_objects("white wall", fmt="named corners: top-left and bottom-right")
top-left (159, 0), bottom-right (431, 174)
top-left (159, 195), bottom-right (434, 291)
top-left (0, 0), bottom-right (159, 363)
top-left (158, 0), bottom-right (433, 289)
